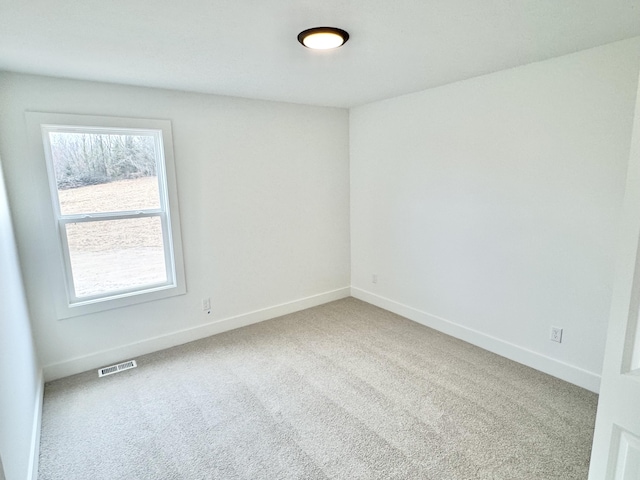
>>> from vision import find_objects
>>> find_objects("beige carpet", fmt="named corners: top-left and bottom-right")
top-left (38, 298), bottom-right (598, 479)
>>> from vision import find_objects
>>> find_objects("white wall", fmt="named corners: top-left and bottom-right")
top-left (350, 38), bottom-right (640, 392)
top-left (0, 73), bottom-right (350, 380)
top-left (0, 157), bottom-right (41, 480)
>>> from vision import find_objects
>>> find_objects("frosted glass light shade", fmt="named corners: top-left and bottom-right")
top-left (298, 27), bottom-right (349, 50)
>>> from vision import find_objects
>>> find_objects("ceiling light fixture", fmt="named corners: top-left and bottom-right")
top-left (297, 27), bottom-right (349, 50)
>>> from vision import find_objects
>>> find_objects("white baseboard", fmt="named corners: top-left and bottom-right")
top-left (43, 287), bottom-right (350, 382)
top-left (27, 369), bottom-right (44, 480)
top-left (351, 287), bottom-right (601, 393)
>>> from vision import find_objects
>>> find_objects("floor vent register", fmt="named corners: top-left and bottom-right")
top-left (98, 360), bottom-right (137, 377)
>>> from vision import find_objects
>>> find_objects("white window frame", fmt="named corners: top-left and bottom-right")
top-left (26, 112), bottom-right (186, 319)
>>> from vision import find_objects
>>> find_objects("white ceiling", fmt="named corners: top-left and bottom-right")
top-left (1, 0), bottom-right (639, 108)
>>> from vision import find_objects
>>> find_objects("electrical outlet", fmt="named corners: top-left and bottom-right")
top-left (372, 274), bottom-right (378, 284)
top-left (202, 297), bottom-right (211, 311)
top-left (550, 327), bottom-right (563, 343)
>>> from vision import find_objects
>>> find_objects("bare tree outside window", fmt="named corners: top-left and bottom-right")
top-left (49, 132), bottom-right (157, 191)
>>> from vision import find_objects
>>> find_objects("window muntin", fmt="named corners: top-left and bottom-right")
top-left (41, 124), bottom-right (178, 306)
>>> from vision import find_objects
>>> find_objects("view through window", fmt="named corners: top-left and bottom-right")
top-left (43, 127), bottom-right (175, 303)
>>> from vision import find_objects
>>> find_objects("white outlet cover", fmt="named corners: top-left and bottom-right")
top-left (202, 298), bottom-right (211, 311)
top-left (551, 327), bottom-right (563, 343)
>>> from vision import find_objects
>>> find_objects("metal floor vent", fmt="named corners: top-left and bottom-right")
top-left (98, 360), bottom-right (137, 377)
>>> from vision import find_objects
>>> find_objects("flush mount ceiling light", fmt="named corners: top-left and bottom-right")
top-left (297, 27), bottom-right (349, 50)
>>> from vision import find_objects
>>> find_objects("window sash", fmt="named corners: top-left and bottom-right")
top-left (42, 125), bottom-right (170, 219)
top-left (58, 211), bottom-right (177, 305)
top-left (41, 124), bottom-right (178, 306)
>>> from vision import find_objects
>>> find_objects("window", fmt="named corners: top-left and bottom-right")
top-left (26, 113), bottom-right (185, 318)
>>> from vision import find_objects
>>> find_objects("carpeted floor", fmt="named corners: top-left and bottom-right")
top-left (38, 298), bottom-right (598, 479)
